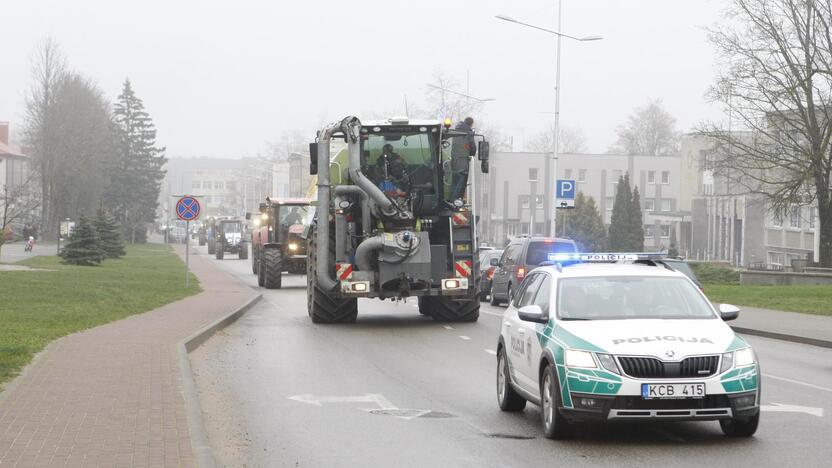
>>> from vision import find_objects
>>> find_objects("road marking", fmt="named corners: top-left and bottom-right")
top-left (762, 373), bottom-right (832, 393)
top-left (761, 403), bottom-right (824, 417)
top-left (288, 394), bottom-right (430, 420)
top-left (443, 325), bottom-right (454, 330)
top-left (484, 349), bottom-right (497, 356)
top-left (289, 393), bottom-right (396, 409)
top-left (459, 335), bottom-right (471, 341)
top-left (481, 310), bottom-right (503, 318)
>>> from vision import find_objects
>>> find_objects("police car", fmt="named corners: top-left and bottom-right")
top-left (496, 253), bottom-right (760, 439)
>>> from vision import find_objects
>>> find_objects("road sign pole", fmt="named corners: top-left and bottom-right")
top-left (185, 220), bottom-right (190, 289)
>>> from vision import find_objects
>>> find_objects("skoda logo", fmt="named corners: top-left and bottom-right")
top-left (665, 349), bottom-right (676, 358)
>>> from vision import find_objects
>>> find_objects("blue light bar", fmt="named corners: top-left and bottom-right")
top-left (547, 252), bottom-right (666, 263)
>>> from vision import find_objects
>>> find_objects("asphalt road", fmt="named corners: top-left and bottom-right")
top-left (190, 246), bottom-right (832, 468)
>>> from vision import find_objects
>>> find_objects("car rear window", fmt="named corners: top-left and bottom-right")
top-left (525, 241), bottom-right (577, 266)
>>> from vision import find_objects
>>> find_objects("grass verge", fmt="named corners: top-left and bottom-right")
top-left (704, 284), bottom-right (832, 316)
top-left (0, 243), bottom-right (200, 387)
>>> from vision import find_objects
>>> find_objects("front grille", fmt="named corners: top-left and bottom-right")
top-left (618, 355), bottom-right (719, 379)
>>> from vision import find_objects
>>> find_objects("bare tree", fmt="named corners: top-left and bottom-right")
top-left (700, 0), bottom-right (832, 266)
top-left (612, 99), bottom-right (680, 155)
top-left (23, 39), bottom-right (65, 240)
top-left (0, 172), bottom-right (41, 257)
top-left (528, 125), bottom-right (588, 153)
top-left (424, 70), bottom-right (483, 122)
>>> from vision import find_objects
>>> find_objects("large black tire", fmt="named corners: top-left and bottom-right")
top-left (263, 248), bottom-right (283, 289)
top-left (719, 412), bottom-right (759, 437)
top-left (239, 244), bottom-right (248, 260)
top-left (307, 224), bottom-right (357, 323)
top-left (207, 241), bottom-right (215, 255)
top-left (489, 290), bottom-right (502, 306)
top-left (541, 362), bottom-right (575, 439)
top-left (199, 238), bottom-right (206, 246)
top-left (216, 247), bottom-right (224, 260)
top-left (418, 296), bottom-right (480, 322)
top-left (252, 248), bottom-right (259, 274)
top-left (257, 257), bottom-right (265, 287)
top-left (497, 347), bottom-right (526, 411)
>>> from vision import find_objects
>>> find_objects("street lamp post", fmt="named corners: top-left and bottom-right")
top-left (496, 5), bottom-right (601, 237)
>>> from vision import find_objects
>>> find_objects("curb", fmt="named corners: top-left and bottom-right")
top-left (177, 293), bottom-right (262, 468)
top-left (730, 326), bottom-right (832, 349)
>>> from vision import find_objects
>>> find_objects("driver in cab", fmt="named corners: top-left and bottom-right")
top-left (373, 144), bottom-right (410, 197)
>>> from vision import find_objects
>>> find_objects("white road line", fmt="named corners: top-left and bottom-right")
top-left (484, 349), bottom-right (497, 356)
top-left (459, 335), bottom-right (471, 341)
top-left (443, 325), bottom-right (454, 330)
top-left (481, 310), bottom-right (503, 318)
top-left (762, 373), bottom-right (832, 393)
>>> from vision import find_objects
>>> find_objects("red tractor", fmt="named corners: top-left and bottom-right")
top-left (250, 198), bottom-right (312, 289)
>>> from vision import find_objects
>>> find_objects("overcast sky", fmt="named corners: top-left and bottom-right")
top-left (0, 0), bottom-right (726, 158)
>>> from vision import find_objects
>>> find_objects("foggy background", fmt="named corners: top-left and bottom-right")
top-left (0, 0), bottom-right (725, 157)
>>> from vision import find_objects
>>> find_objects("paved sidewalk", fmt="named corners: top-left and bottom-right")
top-left (0, 241), bottom-right (57, 264)
top-left (729, 305), bottom-right (832, 348)
top-left (0, 244), bottom-right (257, 467)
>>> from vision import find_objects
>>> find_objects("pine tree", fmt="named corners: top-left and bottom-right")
top-left (629, 185), bottom-right (645, 252)
top-left (94, 209), bottom-right (126, 258)
top-left (608, 174), bottom-right (633, 252)
top-left (557, 192), bottom-right (607, 252)
top-left (107, 79), bottom-right (166, 244)
top-left (668, 225), bottom-right (679, 257)
top-left (60, 217), bottom-right (104, 266)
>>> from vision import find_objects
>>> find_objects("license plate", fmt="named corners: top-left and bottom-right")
top-left (641, 383), bottom-right (705, 399)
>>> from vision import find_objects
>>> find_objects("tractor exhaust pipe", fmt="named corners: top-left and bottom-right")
top-left (314, 120), bottom-right (343, 291)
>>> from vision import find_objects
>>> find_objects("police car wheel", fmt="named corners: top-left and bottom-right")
top-left (719, 412), bottom-right (759, 437)
top-left (541, 363), bottom-right (574, 439)
top-left (497, 348), bottom-right (526, 412)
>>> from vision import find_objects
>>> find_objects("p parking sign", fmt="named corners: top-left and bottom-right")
top-left (556, 179), bottom-right (575, 209)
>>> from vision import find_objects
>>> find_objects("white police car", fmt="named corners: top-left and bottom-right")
top-left (496, 253), bottom-right (759, 439)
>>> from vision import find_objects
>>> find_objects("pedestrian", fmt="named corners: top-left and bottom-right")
top-left (449, 116), bottom-right (476, 202)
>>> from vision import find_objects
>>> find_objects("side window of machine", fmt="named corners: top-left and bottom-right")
top-left (504, 245), bottom-right (519, 266)
top-left (515, 273), bottom-right (544, 308)
top-left (533, 276), bottom-right (552, 315)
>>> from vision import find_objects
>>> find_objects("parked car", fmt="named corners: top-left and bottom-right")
top-left (478, 249), bottom-right (504, 301)
top-left (490, 237), bottom-right (578, 306)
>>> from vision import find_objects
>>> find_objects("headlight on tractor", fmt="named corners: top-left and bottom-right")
top-left (288, 243), bottom-right (298, 251)
top-left (565, 349), bottom-right (597, 369)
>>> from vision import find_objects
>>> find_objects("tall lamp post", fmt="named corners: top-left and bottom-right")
top-left (496, 6), bottom-right (601, 236)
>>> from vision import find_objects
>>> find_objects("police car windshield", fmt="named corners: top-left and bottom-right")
top-left (557, 276), bottom-right (715, 320)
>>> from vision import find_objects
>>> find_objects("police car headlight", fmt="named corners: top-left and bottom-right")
top-left (565, 349), bottom-right (596, 369)
top-left (735, 347), bottom-right (756, 367)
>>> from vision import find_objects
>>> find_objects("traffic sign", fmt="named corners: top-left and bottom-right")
top-left (556, 179), bottom-right (575, 209)
top-left (176, 196), bottom-right (201, 221)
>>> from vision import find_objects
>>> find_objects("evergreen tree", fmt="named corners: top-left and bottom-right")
top-left (557, 192), bottom-right (607, 252)
top-left (60, 217), bottom-right (104, 266)
top-left (94, 209), bottom-right (126, 258)
top-left (668, 226), bottom-right (679, 257)
top-left (629, 185), bottom-right (645, 252)
top-left (608, 174), bottom-right (633, 251)
top-left (107, 79), bottom-right (166, 244)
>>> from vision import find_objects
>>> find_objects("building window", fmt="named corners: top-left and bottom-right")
top-left (521, 223), bottom-right (529, 235)
top-left (661, 199), bottom-right (671, 212)
top-left (535, 222), bottom-right (545, 233)
top-left (647, 171), bottom-right (655, 184)
top-left (564, 168), bottom-right (572, 179)
top-left (660, 225), bottom-right (670, 238)
top-left (768, 251), bottom-right (783, 267)
top-left (645, 225), bottom-right (654, 237)
top-left (520, 196), bottom-right (530, 209)
top-left (214, 181), bottom-right (224, 190)
top-left (661, 171), bottom-right (670, 184)
top-left (611, 169), bottom-right (623, 183)
top-left (529, 168), bottom-right (539, 181)
top-left (192, 181), bottom-right (201, 189)
top-left (771, 211), bottom-right (782, 227)
top-left (606, 197), bottom-right (614, 210)
top-left (810, 207), bottom-right (816, 230)
top-left (578, 169), bottom-right (586, 183)
top-left (645, 199), bottom-right (655, 211)
top-left (789, 206), bottom-right (801, 229)
top-left (535, 195), bottom-right (544, 208)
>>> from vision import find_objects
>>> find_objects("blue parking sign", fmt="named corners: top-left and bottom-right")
top-left (556, 179), bottom-right (576, 208)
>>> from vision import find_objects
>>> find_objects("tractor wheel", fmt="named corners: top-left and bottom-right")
top-left (199, 238), bottom-right (206, 246)
top-left (251, 248), bottom-right (259, 274)
top-left (307, 224), bottom-right (357, 323)
top-left (207, 241), bottom-right (215, 255)
top-left (263, 248), bottom-right (283, 289)
top-left (239, 244), bottom-right (248, 260)
top-left (257, 257), bottom-right (265, 287)
top-left (418, 296), bottom-right (480, 322)
top-left (216, 247), bottom-right (224, 260)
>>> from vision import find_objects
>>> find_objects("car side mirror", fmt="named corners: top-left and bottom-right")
top-left (718, 303), bottom-right (740, 321)
top-left (309, 142), bottom-right (318, 175)
top-left (481, 160), bottom-right (489, 174)
top-left (518, 305), bottom-right (548, 324)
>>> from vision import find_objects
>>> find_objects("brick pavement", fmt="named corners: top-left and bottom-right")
top-left (0, 245), bottom-right (257, 467)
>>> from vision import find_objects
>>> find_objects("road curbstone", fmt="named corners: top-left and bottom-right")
top-left (731, 325), bottom-right (832, 349)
